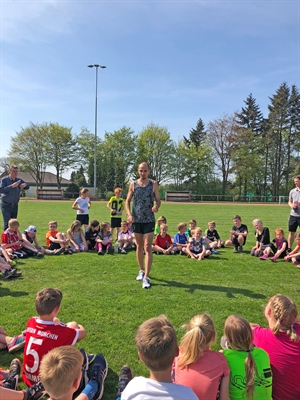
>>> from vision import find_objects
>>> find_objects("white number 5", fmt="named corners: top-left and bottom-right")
top-left (25, 336), bottom-right (43, 373)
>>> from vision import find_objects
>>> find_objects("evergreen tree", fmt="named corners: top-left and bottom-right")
top-left (184, 118), bottom-right (206, 148)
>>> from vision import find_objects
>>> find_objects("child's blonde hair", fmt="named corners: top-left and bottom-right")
top-left (69, 220), bottom-right (82, 234)
top-left (8, 218), bottom-right (19, 228)
top-left (160, 223), bottom-right (168, 231)
top-left (135, 315), bottom-right (177, 372)
top-left (177, 222), bottom-right (187, 230)
top-left (177, 314), bottom-right (216, 369)
top-left (224, 315), bottom-right (260, 400)
top-left (275, 228), bottom-right (284, 236)
top-left (208, 220), bottom-right (216, 227)
top-left (252, 219), bottom-right (262, 226)
top-left (268, 295), bottom-right (299, 342)
top-left (39, 346), bottom-right (83, 399)
top-left (100, 221), bottom-right (110, 233)
top-left (157, 216), bottom-right (167, 224)
top-left (80, 188), bottom-right (89, 195)
top-left (114, 187), bottom-right (122, 195)
top-left (192, 227), bottom-right (202, 235)
top-left (48, 220), bottom-right (58, 228)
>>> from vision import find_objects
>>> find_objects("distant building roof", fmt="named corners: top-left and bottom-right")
top-left (0, 171), bottom-right (71, 186)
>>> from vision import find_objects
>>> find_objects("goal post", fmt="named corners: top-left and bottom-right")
top-left (279, 196), bottom-right (289, 205)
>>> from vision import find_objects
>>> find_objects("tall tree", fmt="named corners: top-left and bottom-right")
top-left (184, 118), bottom-right (206, 148)
top-left (8, 122), bottom-right (49, 188)
top-left (46, 123), bottom-right (79, 189)
top-left (136, 123), bottom-right (175, 184)
top-left (206, 114), bottom-right (236, 195)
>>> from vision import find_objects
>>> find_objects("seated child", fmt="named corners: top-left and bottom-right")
top-left (0, 325), bottom-right (25, 353)
top-left (185, 227), bottom-right (211, 260)
top-left (0, 246), bottom-right (21, 279)
top-left (107, 187), bottom-right (124, 239)
top-left (173, 314), bottom-right (230, 400)
top-left (186, 219), bottom-right (196, 237)
top-left (260, 228), bottom-right (288, 262)
top-left (152, 224), bottom-right (173, 255)
top-left (222, 315), bottom-right (272, 400)
top-left (95, 222), bottom-right (113, 255)
top-left (39, 346), bottom-right (108, 400)
top-left (173, 222), bottom-right (189, 254)
top-left (225, 215), bottom-right (248, 253)
top-left (46, 221), bottom-right (72, 255)
top-left (22, 287), bottom-right (87, 387)
top-left (251, 295), bottom-right (300, 400)
top-left (204, 221), bottom-right (225, 253)
top-left (116, 221), bottom-right (134, 254)
top-left (121, 315), bottom-right (198, 399)
top-left (250, 219), bottom-right (270, 257)
top-left (284, 232), bottom-right (300, 266)
top-left (1, 219), bottom-right (43, 258)
top-left (67, 221), bottom-right (88, 253)
top-left (85, 220), bottom-right (100, 250)
top-left (22, 225), bottom-right (64, 255)
top-left (154, 216), bottom-right (167, 235)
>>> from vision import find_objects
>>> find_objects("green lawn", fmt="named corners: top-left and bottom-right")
top-left (1, 200), bottom-right (299, 399)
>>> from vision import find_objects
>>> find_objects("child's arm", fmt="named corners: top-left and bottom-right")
top-left (21, 232), bottom-right (32, 246)
top-left (76, 324), bottom-right (87, 341)
top-left (88, 199), bottom-right (91, 209)
top-left (284, 245), bottom-right (299, 260)
top-left (48, 234), bottom-right (65, 244)
top-left (80, 231), bottom-right (88, 251)
top-left (219, 374), bottom-right (230, 400)
top-left (33, 236), bottom-right (43, 251)
top-left (106, 198), bottom-right (114, 212)
top-left (274, 242), bottom-right (288, 259)
top-left (72, 200), bottom-right (81, 211)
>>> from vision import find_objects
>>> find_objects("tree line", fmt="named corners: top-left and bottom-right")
top-left (4, 82), bottom-right (300, 198)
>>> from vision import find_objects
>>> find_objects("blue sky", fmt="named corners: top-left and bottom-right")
top-left (1, 0), bottom-right (299, 173)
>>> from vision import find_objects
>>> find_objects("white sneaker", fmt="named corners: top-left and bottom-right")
top-left (114, 243), bottom-right (119, 254)
top-left (136, 270), bottom-right (145, 281)
top-left (142, 277), bottom-right (150, 289)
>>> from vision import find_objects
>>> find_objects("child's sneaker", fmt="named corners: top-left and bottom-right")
top-left (53, 247), bottom-right (65, 255)
top-left (7, 335), bottom-right (25, 353)
top-left (98, 250), bottom-right (104, 255)
top-left (270, 256), bottom-right (277, 262)
top-left (121, 248), bottom-right (127, 254)
top-left (91, 353), bottom-right (108, 400)
top-left (238, 246), bottom-right (243, 253)
top-left (136, 270), bottom-right (145, 281)
top-left (12, 269), bottom-right (22, 277)
top-left (2, 268), bottom-right (17, 279)
top-left (2, 358), bottom-right (21, 390)
top-left (260, 254), bottom-right (268, 260)
top-left (25, 380), bottom-right (45, 400)
top-left (106, 246), bottom-right (114, 255)
top-left (116, 365), bottom-right (133, 399)
top-left (233, 247), bottom-right (239, 253)
top-left (35, 251), bottom-right (44, 258)
top-left (114, 243), bottom-right (120, 254)
top-left (211, 249), bottom-right (219, 255)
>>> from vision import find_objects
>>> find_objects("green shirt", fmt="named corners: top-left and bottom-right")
top-left (223, 347), bottom-right (272, 400)
top-left (108, 196), bottom-right (124, 218)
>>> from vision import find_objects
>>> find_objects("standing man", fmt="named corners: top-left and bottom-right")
top-left (287, 174), bottom-right (300, 251)
top-left (126, 162), bottom-right (161, 289)
top-left (0, 165), bottom-right (30, 230)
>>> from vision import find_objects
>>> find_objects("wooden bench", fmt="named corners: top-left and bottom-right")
top-left (36, 189), bottom-right (63, 200)
top-left (165, 191), bottom-right (191, 202)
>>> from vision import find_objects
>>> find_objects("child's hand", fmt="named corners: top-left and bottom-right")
top-left (53, 317), bottom-right (60, 325)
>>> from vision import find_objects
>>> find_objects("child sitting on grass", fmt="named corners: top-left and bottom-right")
top-left (284, 232), bottom-right (300, 266)
top-left (46, 220), bottom-right (72, 254)
top-left (186, 227), bottom-right (211, 260)
top-left (0, 246), bottom-right (21, 279)
top-left (250, 219), bottom-right (270, 257)
top-left (186, 219), bottom-right (196, 237)
top-left (173, 222), bottom-right (189, 254)
top-left (22, 225), bottom-right (64, 255)
top-left (154, 216), bottom-right (167, 235)
top-left (152, 223), bottom-right (173, 255)
top-left (95, 222), bottom-right (113, 255)
top-left (85, 220), bottom-right (100, 250)
top-left (173, 314), bottom-right (230, 400)
top-left (225, 215), bottom-right (248, 253)
top-left (67, 221), bottom-right (88, 253)
top-left (204, 220), bottom-right (224, 253)
top-left (260, 228), bottom-right (288, 262)
top-left (115, 221), bottom-right (134, 254)
top-left (120, 315), bottom-right (198, 399)
top-left (22, 287), bottom-right (87, 387)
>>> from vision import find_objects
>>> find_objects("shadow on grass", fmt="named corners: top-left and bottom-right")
top-left (152, 277), bottom-right (266, 299)
top-left (0, 286), bottom-right (28, 298)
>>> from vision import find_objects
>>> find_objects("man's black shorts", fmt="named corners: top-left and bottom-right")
top-left (111, 218), bottom-right (121, 229)
top-left (132, 222), bottom-right (155, 235)
top-left (288, 215), bottom-right (300, 233)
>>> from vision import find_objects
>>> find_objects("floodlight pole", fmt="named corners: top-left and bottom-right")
top-left (87, 64), bottom-right (106, 197)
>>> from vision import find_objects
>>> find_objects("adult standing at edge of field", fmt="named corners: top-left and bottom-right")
top-left (126, 162), bottom-right (161, 289)
top-left (0, 165), bottom-right (30, 230)
top-left (287, 174), bottom-right (300, 251)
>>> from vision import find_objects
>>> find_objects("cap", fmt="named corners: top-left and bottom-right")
top-left (25, 225), bottom-right (37, 233)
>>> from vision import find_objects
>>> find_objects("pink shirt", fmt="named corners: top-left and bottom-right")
top-left (174, 349), bottom-right (230, 400)
top-left (253, 324), bottom-right (300, 400)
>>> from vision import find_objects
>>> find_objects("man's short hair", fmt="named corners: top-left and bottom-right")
top-left (39, 346), bottom-right (82, 399)
top-left (135, 315), bottom-right (178, 372)
top-left (8, 218), bottom-right (20, 228)
top-left (35, 288), bottom-right (62, 316)
top-left (10, 165), bottom-right (18, 170)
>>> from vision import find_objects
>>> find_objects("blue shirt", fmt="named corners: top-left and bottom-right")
top-left (0, 175), bottom-right (30, 203)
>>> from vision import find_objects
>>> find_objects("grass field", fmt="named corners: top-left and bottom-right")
top-left (1, 200), bottom-right (299, 399)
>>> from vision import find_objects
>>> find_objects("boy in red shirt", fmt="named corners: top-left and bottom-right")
top-left (22, 287), bottom-right (86, 386)
top-left (152, 224), bottom-right (173, 255)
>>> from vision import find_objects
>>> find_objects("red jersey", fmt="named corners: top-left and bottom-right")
top-left (154, 234), bottom-right (172, 249)
top-left (1, 229), bottom-right (22, 251)
top-left (45, 230), bottom-right (58, 247)
top-left (22, 317), bottom-right (78, 386)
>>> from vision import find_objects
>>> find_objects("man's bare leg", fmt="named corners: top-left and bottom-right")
top-left (134, 233), bottom-right (145, 270)
top-left (143, 232), bottom-right (154, 278)
top-left (288, 231), bottom-right (295, 249)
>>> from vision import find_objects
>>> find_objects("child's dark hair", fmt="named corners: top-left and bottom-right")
top-left (36, 288), bottom-right (62, 315)
top-left (90, 220), bottom-right (100, 228)
top-left (233, 215), bottom-right (241, 221)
